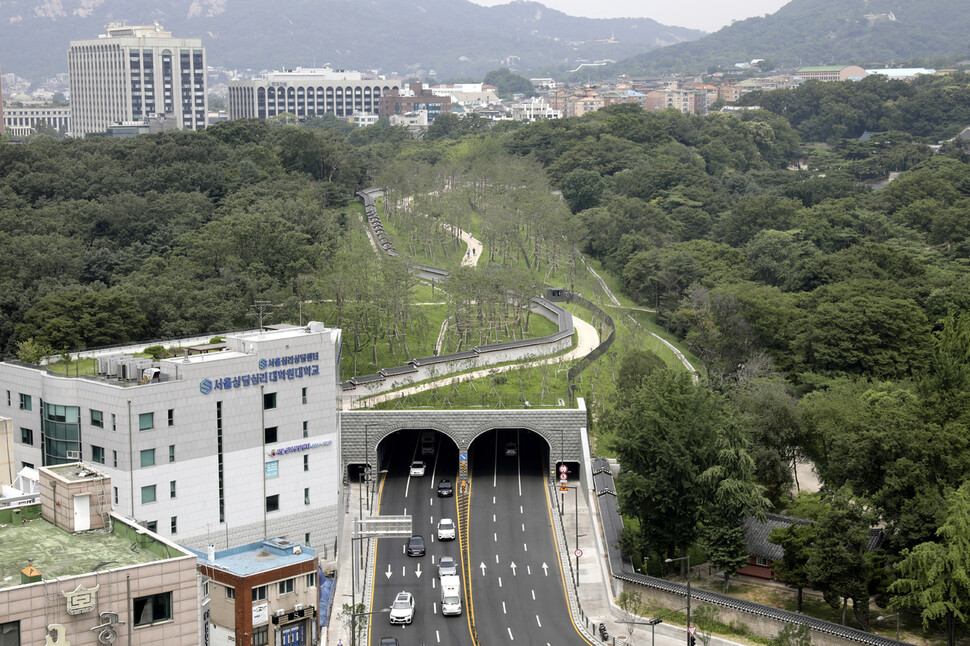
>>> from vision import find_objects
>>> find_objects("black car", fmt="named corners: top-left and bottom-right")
top-left (437, 479), bottom-right (453, 497)
top-left (406, 535), bottom-right (426, 556)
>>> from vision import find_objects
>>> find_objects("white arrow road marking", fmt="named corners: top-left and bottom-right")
top-left (510, 562), bottom-right (517, 575)
top-left (542, 563), bottom-right (549, 575)
top-left (416, 564), bottom-right (423, 578)
top-left (536, 615), bottom-right (542, 627)
top-left (385, 564), bottom-right (392, 579)
top-left (479, 562), bottom-right (487, 576)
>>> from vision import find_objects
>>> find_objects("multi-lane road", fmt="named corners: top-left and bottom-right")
top-left (369, 430), bottom-right (594, 646)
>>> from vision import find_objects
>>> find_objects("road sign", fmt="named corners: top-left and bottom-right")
top-left (459, 453), bottom-right (468, 462)
top-left (559, 464), bottom-right (568, 473)
top-left (559, 473), bottom-right (568, 481)
top-left (689, 627), bottom-right (697, 637)
top-left (559, 484), bottom-right (568, 492)
top-left (574, 548), bottom-right (583, 558)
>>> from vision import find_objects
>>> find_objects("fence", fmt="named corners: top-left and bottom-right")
top-left (566, 293), bottom-right (616, 405)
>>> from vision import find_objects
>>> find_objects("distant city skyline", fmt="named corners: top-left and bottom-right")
top-left (469, 0), bottom-right (790, 32)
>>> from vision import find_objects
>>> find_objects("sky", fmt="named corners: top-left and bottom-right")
top-left (468, 0), bottom-right (791, 32)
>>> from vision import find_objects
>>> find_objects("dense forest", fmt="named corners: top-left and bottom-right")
top-left (3, 74), bottom-right (970, 643)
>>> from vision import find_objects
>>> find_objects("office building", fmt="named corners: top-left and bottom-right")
top-left (378, 83), bottom-right (451, 122)
top-left (68, 23), bottom-right (207, 137)
top-left (0, 463), bottom-right (200, 646)
top-left (2, 105), bottom-right (71, 137)
top-left (0, 61), bottom-right (4, 136)
top-left (1, 323), bottom-right (343, 556)
top-left (228, 67), bottom-right (402, 120)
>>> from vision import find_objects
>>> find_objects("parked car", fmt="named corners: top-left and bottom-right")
top-left (409, 460), bottom-right (426, 477)
top-left (437, 479), bottom-right (453, 497)
top-left (437, 517), bottom-right (456, 541)
top-left (505, 441), bottom-right (517, 456)
top-left (389, 591), bottom-right (414, 625)
top-left (438, 555), bottom-right (458, 577)
top-left (406, 535), bottom-right (426, 556)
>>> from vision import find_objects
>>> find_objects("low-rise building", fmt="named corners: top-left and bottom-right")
top-left (1, 105), bottom-right (71, 137)
top-left (510, 98), bottom-right (561, 122)
top-left (378, 83), bottom-right (451, 122)
top-left (193, 539), bottom-right (319, 646)
top-left (796, 65), bottom-right (867, 82)
top-left (0, 463), bottom-right (200, 646)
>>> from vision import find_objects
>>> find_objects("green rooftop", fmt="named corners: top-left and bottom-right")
top-left (0, 505), bottom-right (169, 590)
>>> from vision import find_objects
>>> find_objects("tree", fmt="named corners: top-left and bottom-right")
top-left (483, 68), bottom-right (535, 98)
top-left (890, 482), bottom-right (970, 646)
top-left (767, 623), bottom-right (811, 646)
top-left (560, 168), bottom-right (606, 213)
top-left (769, 523), bottom-right (815, 612)
top-left (15, 337), bottom-right (53, 365)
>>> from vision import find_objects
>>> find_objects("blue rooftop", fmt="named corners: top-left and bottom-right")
top-left (189, 538), bottom-right (315, 576)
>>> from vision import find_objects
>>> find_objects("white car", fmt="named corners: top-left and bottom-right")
top-left (437, 518), bottom-right (456, 541)
top-left (438, 555), bottom-right (458, 577)
top-left (389, 591), bottom-right (414, 625)
top-left (409, 460), bottom-right (426, 477)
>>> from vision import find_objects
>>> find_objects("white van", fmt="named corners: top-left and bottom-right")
top-left (440, 574), bottom-right (462, 616)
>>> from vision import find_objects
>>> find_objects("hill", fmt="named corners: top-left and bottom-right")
top-left (0, 0), bottom-right (703, 79)
top-left (612, 0), bottom-right (970, 76)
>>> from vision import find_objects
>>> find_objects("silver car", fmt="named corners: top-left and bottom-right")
top-left (438, 555), bottom-right (458, 577)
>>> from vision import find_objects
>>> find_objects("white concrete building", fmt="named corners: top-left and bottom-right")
top-left (0, 323), bottom-right (343, 554)
top-left (2, 105), bottom-right (71, 137)
top-left (511, 98), bottom-right (562, 122)
top-left (228, 67), bottom-right (402, 120)
top-left (68, 23), bottom-right (207, 137)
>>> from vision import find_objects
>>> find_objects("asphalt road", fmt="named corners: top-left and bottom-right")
top-left (368, 429), bottom-right (594, 646)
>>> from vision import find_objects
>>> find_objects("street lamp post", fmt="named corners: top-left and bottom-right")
top-left (350, 607), bottom-right (389, 646)
top-left (666, 555), bottom-right (691, 646)
top-left (877, 614), bottom-right (900, 641)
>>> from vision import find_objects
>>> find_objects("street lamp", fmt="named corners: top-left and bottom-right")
top-left (350, 607), bottom-right (389, 646)
top-left (877, 614), bottom-right (900, 641)
top-left (666, 555), bottom-right (691, 646)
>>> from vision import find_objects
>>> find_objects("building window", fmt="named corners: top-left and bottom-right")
top-left (253, 626), bottom-right (269, 646)
top-left (21, 428), bottom-right (33, 446)
top-left (306, 572), bottom-right (316, 588)
top-left (5, 390), bottom-right (9, 406)
top-left (263, 392), bottom-right (277, 410)
top-left (303, 420), bottom-right (308, 438)
top-left (19, 393), bottom-right (31, 411)
top-left (91, 409), bottom-right (104, 428)
top-left (1, 620), bottom-right (21, 644)
top-left (302, 387), bottom-right (307, 404)
top-left (305, 532), bottom-right (310, 545)
top-left (168, 445), bottom-right (175, 463)
top-left (167, 409), bottom-right (174, 426)
top-left (92, 445), bottom-right (105, 464)
top-left (203, 581), bottom-right (209, 598)
top-left (266, 494), bottom-right (279, 513)
top-left (278, 578), bottom-right (294, 595)
top-left (170, 516), bottom-right (177, 534)
top-left (170, 480), bottom-right (177, 498)
top-left (112, 414), bottom-right (117, 431)
top-left (22, 461), bottom-right (34, 470)
top-left (139, 412), bottom-right (154, 431)
top-left (264, 427), bottom-right (277, 444)
top-left (252, 585), bottom-right (267, 602)
top-left (304, 455), bottom-right (309, 472)
top-left (113, 450), bottom-right (118, 468)
top-left (146, 521), bottom-right (157, 532)
top-left (304, 488), bottom-right (310, 505)
top-left (225, 586), bottom-right (235, 600)
top-left (133, 591), bottom-right (173, 626)
top-left (141, 485), bottom-right (156, 504)
top-left (113, 487), bottom-right (119, 504)
top-left (756, 555), bottom-right (770, 567)
top-left (140, 449), bottom-right (155, 467)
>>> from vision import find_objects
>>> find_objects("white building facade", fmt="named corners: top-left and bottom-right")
top-left (68, 23), bottom-right (207, 137)
top-left (228, 67), bottom-right (401, 120)
top-left (0, 323), bottom-right (343, 554)
top-left (2, 105), bottom-right (72, 136)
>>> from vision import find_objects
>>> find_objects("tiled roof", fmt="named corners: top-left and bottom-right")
top-left (743, 513), bottom-right (884, 561)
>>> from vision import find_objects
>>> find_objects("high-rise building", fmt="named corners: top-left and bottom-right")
top-left (68, 23), bottom-right (207, 137)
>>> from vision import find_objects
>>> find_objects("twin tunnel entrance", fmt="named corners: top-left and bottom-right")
top-left (346, 428), bottom-right (581, 490)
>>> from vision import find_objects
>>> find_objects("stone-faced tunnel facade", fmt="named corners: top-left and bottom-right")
top-left (341, 402), bottom-right (588, 480)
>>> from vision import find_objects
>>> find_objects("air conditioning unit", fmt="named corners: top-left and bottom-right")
top-left (294, 603), bottom-right (303, 611)
top-left (66, 451), bottom-right (80, 461)
top-left (274, 609), bottom-right (285, 617)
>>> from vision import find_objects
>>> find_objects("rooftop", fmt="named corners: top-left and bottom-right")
top-left (191, 538), bottom-right (316, 577)
top-left (0, 506), bottom-right (172, 590)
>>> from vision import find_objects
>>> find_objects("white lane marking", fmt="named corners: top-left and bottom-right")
top-left (402, 565), bottom-right (406, 576)
top-left (406, 474), bottom-right (412, 497)
top-left (431, 515), bottom-right (435, 524)
top-left (527, 565), bottom-right (532, 575)
top-left (524, 543), bottom-right (528, 552)
top-left (502, 601), bottom-right (507, 614)
top-left (508, 627), bottom-right (514, 640)
top-left (536, 615), bottom-right (542, 627)
top-left (404, 507), bottom-right (408, 516)
top-left (494, 532), bottom-right (497, 542)
top-left (531, 589), bottom-right (536, 600)
top-left (521, 523), bottom-right (525, 532)
top-left (520, 505), bottom-right (524, 514)
top-left (493, 496), bottom-right (496, 504)
top-left (436, 630), bottom-right (441, 643)
top-left (434, 602), bottom-right (438, 614)
top-left (493, 432), bottom-right (498, 487)
top-left (432, 555), bottom-right (436, 564)
top-left (498, 576), bottom-right (503, 588)
top-left (432, 578), bottom-right (437, 589)
top-left (495, 554), bottom-right (499, 564)
top-left (493, 514), bottom-right (497, 522)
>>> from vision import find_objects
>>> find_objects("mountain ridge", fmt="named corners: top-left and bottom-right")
top-left (0, 0), bottom-right (704, 79)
